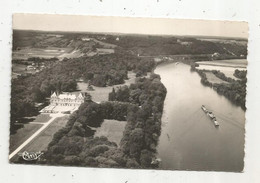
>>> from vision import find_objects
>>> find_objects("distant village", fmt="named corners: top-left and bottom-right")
top-left (26, 62), bottom-right (46, 73)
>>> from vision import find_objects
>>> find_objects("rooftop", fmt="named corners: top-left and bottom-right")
top-left (51, 92), bottom-right (85, 100)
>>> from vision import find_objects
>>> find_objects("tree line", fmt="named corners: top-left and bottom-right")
top-left (11, 51), bottom-right (153, 133)
top-left (234, 69), bottom-right (247, 79)
top-left (194, 68), bottom-right (246, 110)
top-left (104, 35), bottom-right (247, 57)
top-left (18, 74), bottom-right (167, 169)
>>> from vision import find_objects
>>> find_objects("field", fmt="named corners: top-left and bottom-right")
top-left (197, 59), bottom-right (247, 79)
top-left (12, 47), bottom-right (75, 60)
top-left (17, 115), bottom-right (69, 153)
top-left (205, 72), bottom-right (229, 84)
top-left (12, 63), bottom-right (38, 78)
top-left (32, 114), bottom-right (51, 123)
top-left (91, 38), bottom-right (117, 49)
top-left (12, 30), bottom-right (117, 61)
top-left (9, 123), bottom-right (43, 153)
top-left (197, 38), bottom-right (248, 46)
top-left (96, 48), bottom-right (115, 54)
top-left (21, 114), bottom-right (52, 124)
top-left (77, 71), bottom-right (136, 102)
top-left (12, 63), bottom-right (27, 73)
top-left (197, 59), bottom-right (247, 68)
top-left (94, 119), bottom-right (127, 146)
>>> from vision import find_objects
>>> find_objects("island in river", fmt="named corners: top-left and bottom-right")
top-left (155, 61), bottom-right (245, 172)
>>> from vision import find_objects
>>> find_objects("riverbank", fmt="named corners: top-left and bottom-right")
top-left (196, 59), bottom-right (247, 79)
top-left (156, 58), bottom-right (247, 110)
top-left (155, 62), bottom-right (245, 171)
top-left (192, 63), bottom-right (247, 110)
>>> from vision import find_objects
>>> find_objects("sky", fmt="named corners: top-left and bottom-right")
top-left (13, 14), bottom-right (248, 38)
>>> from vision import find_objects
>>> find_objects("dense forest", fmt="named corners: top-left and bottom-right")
top-left (11, 51), bottom-right (154, 133)
top-left (194, 68), bottom-right (247, 110)
top-left (234, 69), bottom-right (247, 79)
top-left (104, 35), bottom-right (247, 57)
top-left (16, 74), bottom-right (167, 168)
top-left (13, 30), bottom-right (248, 59)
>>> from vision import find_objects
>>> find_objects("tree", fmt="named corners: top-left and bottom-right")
top-left (128, 128), bottom-right (144, 159)
top-left (88, 145), bottom-right (110, 157)
top-left (108, 88), bottom-right (116, 101)
top-left (31, 87), bottom-right (44, 102)
top-left (92, 74), bottom-right (106, 87)
top-left (77, 102), bottom-right (103, 127)
top-left (129, 88), bottom-right (142, 104)
top-left (140, 149), bottom-right (153, 168)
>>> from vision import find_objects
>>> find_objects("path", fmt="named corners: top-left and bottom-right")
top-left (9, 113), bottom-right (65, 160)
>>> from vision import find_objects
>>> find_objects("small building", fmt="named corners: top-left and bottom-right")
top-left (27, 65), bottom-right (34, 70)
top-left (82, 37), bottom-right (91, 41)
top-left (212, 52), bottom-right (220, 58)
top-left (180, 42), bottom-right (192, 46)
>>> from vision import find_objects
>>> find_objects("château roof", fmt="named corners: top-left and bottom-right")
top-left (51, 92), bottom-right (85, 100)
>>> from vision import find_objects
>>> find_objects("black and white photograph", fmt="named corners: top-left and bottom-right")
top-left (9, 14), bottom-right (248, 172)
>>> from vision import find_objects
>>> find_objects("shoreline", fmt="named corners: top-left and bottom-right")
top-left (192, 67), bottom-right (246, 111)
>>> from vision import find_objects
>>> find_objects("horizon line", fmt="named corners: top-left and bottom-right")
top-left (13, 28), bottom-right (247, 40)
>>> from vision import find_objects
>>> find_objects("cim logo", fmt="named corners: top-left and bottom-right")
top-left (19, 151), bottom-right (44, 161)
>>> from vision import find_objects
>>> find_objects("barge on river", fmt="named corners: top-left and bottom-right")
top-left (201, 105), bottom-right (219, 127)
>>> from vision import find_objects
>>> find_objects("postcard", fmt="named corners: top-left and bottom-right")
top-left (10, 14), bottom-right (248, 172)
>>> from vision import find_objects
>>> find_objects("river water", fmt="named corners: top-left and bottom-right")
top-left (155, 62), bottom-right (245, 172)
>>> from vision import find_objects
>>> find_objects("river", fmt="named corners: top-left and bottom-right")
top-left (155, 62), bottom-right (245, 172)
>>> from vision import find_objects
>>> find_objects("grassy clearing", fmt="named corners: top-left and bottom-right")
top-left (94, 119), bottom-right (127, 146)
top-left (96, 48), bottom-right (115, 54)
top-left (197, 59), bottom-right (247, 80)
top-left (197, 59), bottom-right (247, 68)
top-left (9, 123), bottom-right (43, 153)
top-left (198, 65), bottom-right (245, 80)
top-left (12, 63), bottom-right (27, 73)
top-left (205, 72), bottom-right (229, 84)
top-left (19, 115), bottom-right (69, 153)
top-left (77, 71), bottom-right (136, 102)
top-left (12, 63), bottom-right (38, 78)
top-left (32, 114), bottom-right (51, 123)
top-left (91, 38), bottom-right (117, 48)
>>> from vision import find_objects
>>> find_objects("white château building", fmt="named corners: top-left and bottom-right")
top-left (40, 92), bottom-right (89, 113)
top-left (50, 92), bottom-right (86, 107)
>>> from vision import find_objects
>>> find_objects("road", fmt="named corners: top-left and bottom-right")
top-left (9, 113), bottom-right (65, 160)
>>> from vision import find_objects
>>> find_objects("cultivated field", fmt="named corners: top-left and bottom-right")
top-left (94, 119), bottom-right (127, 146)
top-left (12, 47), bottom-right (74, 60)
top-left (96, 48), bottom-right (115, 55)
top-left (58, 49), bottom-right (84, 59)
top-left (12, 31), bottom-right (117, 61)
top-left (197, 59), bottom-right (247, 68)
top-left (91, 38), bottom-right (117, 49)
top-left (12, 63), bottom-right (27, 73)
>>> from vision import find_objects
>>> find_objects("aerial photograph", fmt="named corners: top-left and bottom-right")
top-left (10, 14), bottom-right (248, 172)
